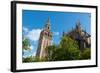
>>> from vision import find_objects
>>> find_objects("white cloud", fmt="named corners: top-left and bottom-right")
top-left (33, 51), bottom-right (36, 56)
top-left (30, 45), bottom-right (34, 50)
top-left (23, 27), bottom-right (29, 33)
top-left (26, 29), bottom-right (42, 41)
top-left (23, 54), bottom-right (32, 58)
top-left (53, 32), bottom-right (59, 36)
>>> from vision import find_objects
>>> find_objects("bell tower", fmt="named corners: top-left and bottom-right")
top-left (36, 18), bottom-right (52, 59)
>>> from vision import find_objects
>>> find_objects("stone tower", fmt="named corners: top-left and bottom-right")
top-left (36, 18), bottom-right (52, 59)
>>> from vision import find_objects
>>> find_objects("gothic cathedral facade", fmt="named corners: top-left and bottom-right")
top-left (36, 18), bottom-right (52, 59)
top-left (63, 21), bottom-right (91, 51)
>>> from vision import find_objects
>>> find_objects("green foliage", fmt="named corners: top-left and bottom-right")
top-left (45, 45), bottom-right (58, 61)
top-left (23, 56), bottom-right (47, 62)
top-left (23, 36), bottom-right (91, 62)
top-left (23, 56), bottom-right (40, 62)
top-left (59, 36), bottom-right (80, 60)
top-left (80, 48), bottom-right (91, 59)
top-left (45, 36), bottom-right (81, 61)
top-left (23, 56), bottom-right (34, 62)
top-left (22, 38), bottom-right (32, 59)
top-left (22, 38), bottom-right (31, 50)
top-left (60, 36), bottom-right (79, 49)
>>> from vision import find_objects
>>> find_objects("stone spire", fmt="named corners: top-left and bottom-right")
top-left (44, 17), bottom-right (51, 30)
top-left (76, 20), bottom-right (81, 29)
top-left (76, 20), bottom-right (82, 35)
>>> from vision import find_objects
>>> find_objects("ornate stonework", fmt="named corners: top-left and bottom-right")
top-left (36, 19), bottom-right (91, 59)
top-left (36, 18), bottom-right (52, 59)
top-left (63, 21), bottom-right (91, 51)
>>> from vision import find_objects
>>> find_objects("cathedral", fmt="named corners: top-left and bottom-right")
top-left (36, 18), bottom-right (91, 59)
top-left (63, 21), bottom-right (91, 51)
top-left (36, 18), bottom-right (52, 59)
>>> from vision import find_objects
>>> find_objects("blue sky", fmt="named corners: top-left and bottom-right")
top-left (22, 10), bottom-right (91, 58)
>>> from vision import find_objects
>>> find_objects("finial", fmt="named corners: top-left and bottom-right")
top-left (46, 17), bottom-right (50, 25)
top-left (76, 19), bottom-right (81, 29)
top-left (77, 20), bottom-right (81, 26)
top-left (44, 17), bottom-right (51, 30)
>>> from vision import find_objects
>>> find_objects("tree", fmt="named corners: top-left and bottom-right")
top-left (80, 48), bottom-right (91, 59)
top-left (55, 36), bottom-right (80, 60)
top-left (22, 38), bottom-right (31, 50)
top-left (22, 38), bottom-right (31, 59)
top-left (60, 36), bottom-right (79, 50)
top-left (45, 36), bottom-right (81, 61)
top-left (45, 45), bottom-right (57, 61)
top-left (23, 56), bottom-right (34, 62)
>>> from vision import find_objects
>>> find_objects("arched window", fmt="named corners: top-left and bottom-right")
top-left (48, 26), bottom-right (49, 30)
